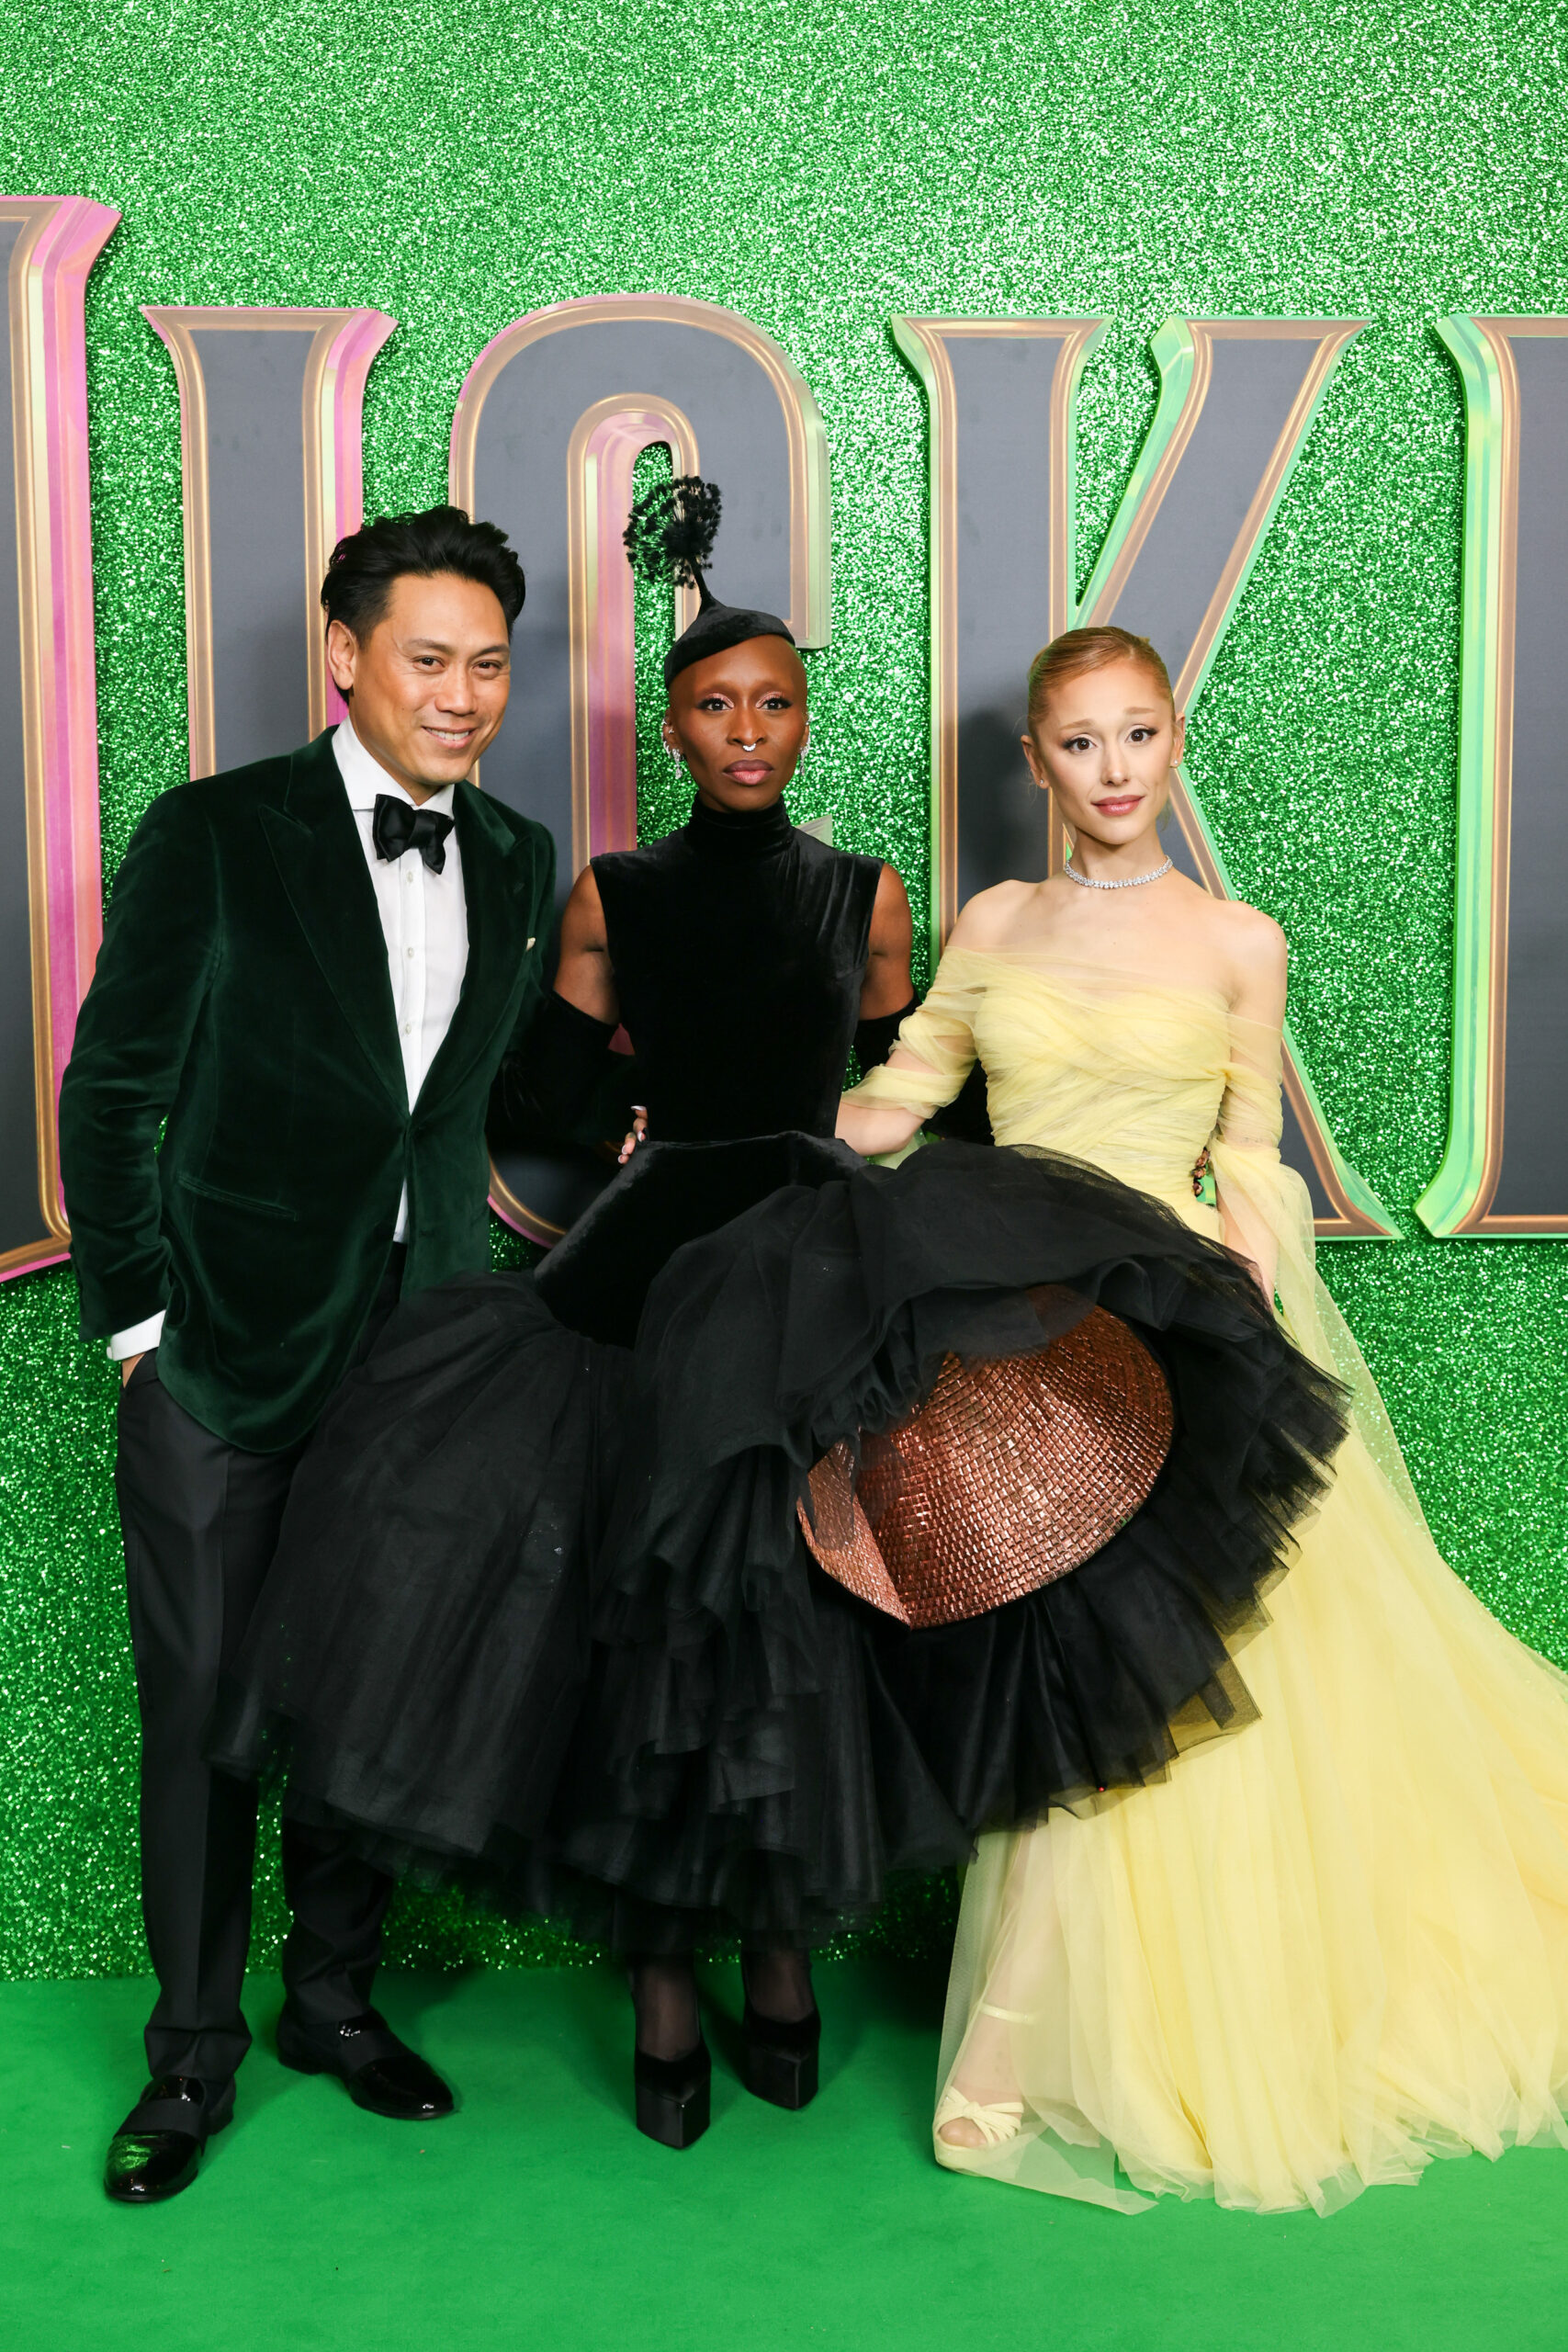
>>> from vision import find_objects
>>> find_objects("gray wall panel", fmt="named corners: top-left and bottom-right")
top-left (1109, 338), bottom-right (1318, 684)
top-left (1491, 336), bottom-right (1568, 1216)
top-left (198, 328), bottom-right (311, 773)
top-left (947, 335), bottom-right (1059, 910)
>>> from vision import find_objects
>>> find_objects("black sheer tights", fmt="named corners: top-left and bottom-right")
top-left (628, 1958), bottom-right (701, 2064)
top-left (741, 1945), bottom-right (816, 2024)
top-left (628, 1944), bottom-right (816, 2061)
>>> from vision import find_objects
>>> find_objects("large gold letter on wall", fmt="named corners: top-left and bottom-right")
top-left (450, 294), bottom-right (830, 886)
top-left (0, 195), bottom-right (119, 1278)
top-left (449, 294), bottom-right (832, 1244)
top-left (1416, 319), bottom-right (1568, 1238)
top-left (895, 313), bottom-right (1394, 1239)
top-left (143, 305), bottom-right (395, 776)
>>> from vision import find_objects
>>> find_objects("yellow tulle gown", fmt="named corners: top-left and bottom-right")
top-left (846, 947), bottom-right (1568, 2216)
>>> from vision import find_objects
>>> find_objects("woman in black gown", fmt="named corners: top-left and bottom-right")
top-left (216, 480), bottom-right (919, 2138)
top-left (215, 487), bottom-right (1347, 2151)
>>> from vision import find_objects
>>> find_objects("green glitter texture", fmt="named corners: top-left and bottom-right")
top-left (1, 0), bottom-right (1564, 1975)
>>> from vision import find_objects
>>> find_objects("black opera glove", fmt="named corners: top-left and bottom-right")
top-left (489, 990), bottom-right (627, 1148)
top-left (852, 992), bottom-right (919, 1076)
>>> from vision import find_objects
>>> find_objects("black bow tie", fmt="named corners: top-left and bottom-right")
top-left (372, 793), bottom-right (454, 875)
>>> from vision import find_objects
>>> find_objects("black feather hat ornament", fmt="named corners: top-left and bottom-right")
top-left (624, 473), bottom-right (796, 688)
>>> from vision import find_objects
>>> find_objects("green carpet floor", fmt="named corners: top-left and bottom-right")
top-left (3, 1959), bottom-right (1565, 2352)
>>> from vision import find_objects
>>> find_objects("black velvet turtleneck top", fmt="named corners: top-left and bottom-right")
top-left (592, 796), bottom-right (884, 1142)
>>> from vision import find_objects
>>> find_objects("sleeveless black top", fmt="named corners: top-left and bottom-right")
top-left (592, 795), bottom-right (884, 1142)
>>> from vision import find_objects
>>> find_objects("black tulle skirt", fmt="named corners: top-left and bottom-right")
top-left (211, 1139), bottom-right (1348, 1951)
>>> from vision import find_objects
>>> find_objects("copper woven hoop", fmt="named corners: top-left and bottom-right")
top-left (798, 1304), bottom-right (1174, 1628)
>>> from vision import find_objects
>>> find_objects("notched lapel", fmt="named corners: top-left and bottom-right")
top-left (260, 739), bottom-right (406, 1112)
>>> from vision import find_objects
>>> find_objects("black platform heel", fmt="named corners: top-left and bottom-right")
top-left (633, 2039), bottom-right (712, 2149)
top-left (741, 1999), bottom-right (821, 2110)
top-left (627, 1958), bottom-right (711, 2149)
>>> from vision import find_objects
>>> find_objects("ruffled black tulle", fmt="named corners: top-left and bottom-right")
top-left (535, 1129), bottom-right (859, 1347)
top-left (213, 1141), bottom-right (1348, 1952)
top-left (527, 1144), bottom-right (1348, 1947)
top-left (210, 1273), bottom-right (632, 1856)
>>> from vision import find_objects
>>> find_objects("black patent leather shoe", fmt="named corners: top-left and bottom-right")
top-left (276, 2007), bottom-right (455, 2120)
top-left (104, 2075), bottom-right (233, 2205)
top-left (741, 2000), bottom-right (821, 2110)
top-left (634, 2037), bottom-right (712, 2150)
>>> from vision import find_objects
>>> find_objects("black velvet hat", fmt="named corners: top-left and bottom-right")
top-left (624, 475), bottom-right (796, 689)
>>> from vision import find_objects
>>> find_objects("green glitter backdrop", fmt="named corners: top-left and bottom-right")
top-left (1, 0), bottom-right (1565, 1977)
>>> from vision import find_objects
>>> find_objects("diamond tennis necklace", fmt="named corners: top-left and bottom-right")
top-left (1063, 856), bottom-right (1174, 891)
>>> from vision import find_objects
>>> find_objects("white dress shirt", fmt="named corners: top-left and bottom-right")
top-left (108, 717), bottom-right (469, 1360)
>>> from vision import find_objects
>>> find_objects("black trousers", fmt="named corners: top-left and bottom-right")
top-left (113, 1261), bottom-right (404, 2086)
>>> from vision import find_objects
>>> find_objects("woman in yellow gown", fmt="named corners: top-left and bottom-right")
top-left (839, 625), bottom-right (1568, 2216)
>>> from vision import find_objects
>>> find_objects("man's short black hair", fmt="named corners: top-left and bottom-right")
top-left (321, 505), bottom-right (526, 640)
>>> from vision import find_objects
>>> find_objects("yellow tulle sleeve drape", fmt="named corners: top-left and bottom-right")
top-left (1212, 1015), bottom-right (1431, 1532)
top-left (843, 962), bottom-right (982, 1122)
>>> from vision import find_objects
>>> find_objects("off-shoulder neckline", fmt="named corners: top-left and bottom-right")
top-left (936, 942), bottom-right (1236, 1015)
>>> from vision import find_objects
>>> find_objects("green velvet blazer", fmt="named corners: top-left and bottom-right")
top-left (59, 729), bottom-right (555, 1451)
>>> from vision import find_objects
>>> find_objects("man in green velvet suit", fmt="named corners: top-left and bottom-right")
top-left (59, 506), bottom-right (555, 2205)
